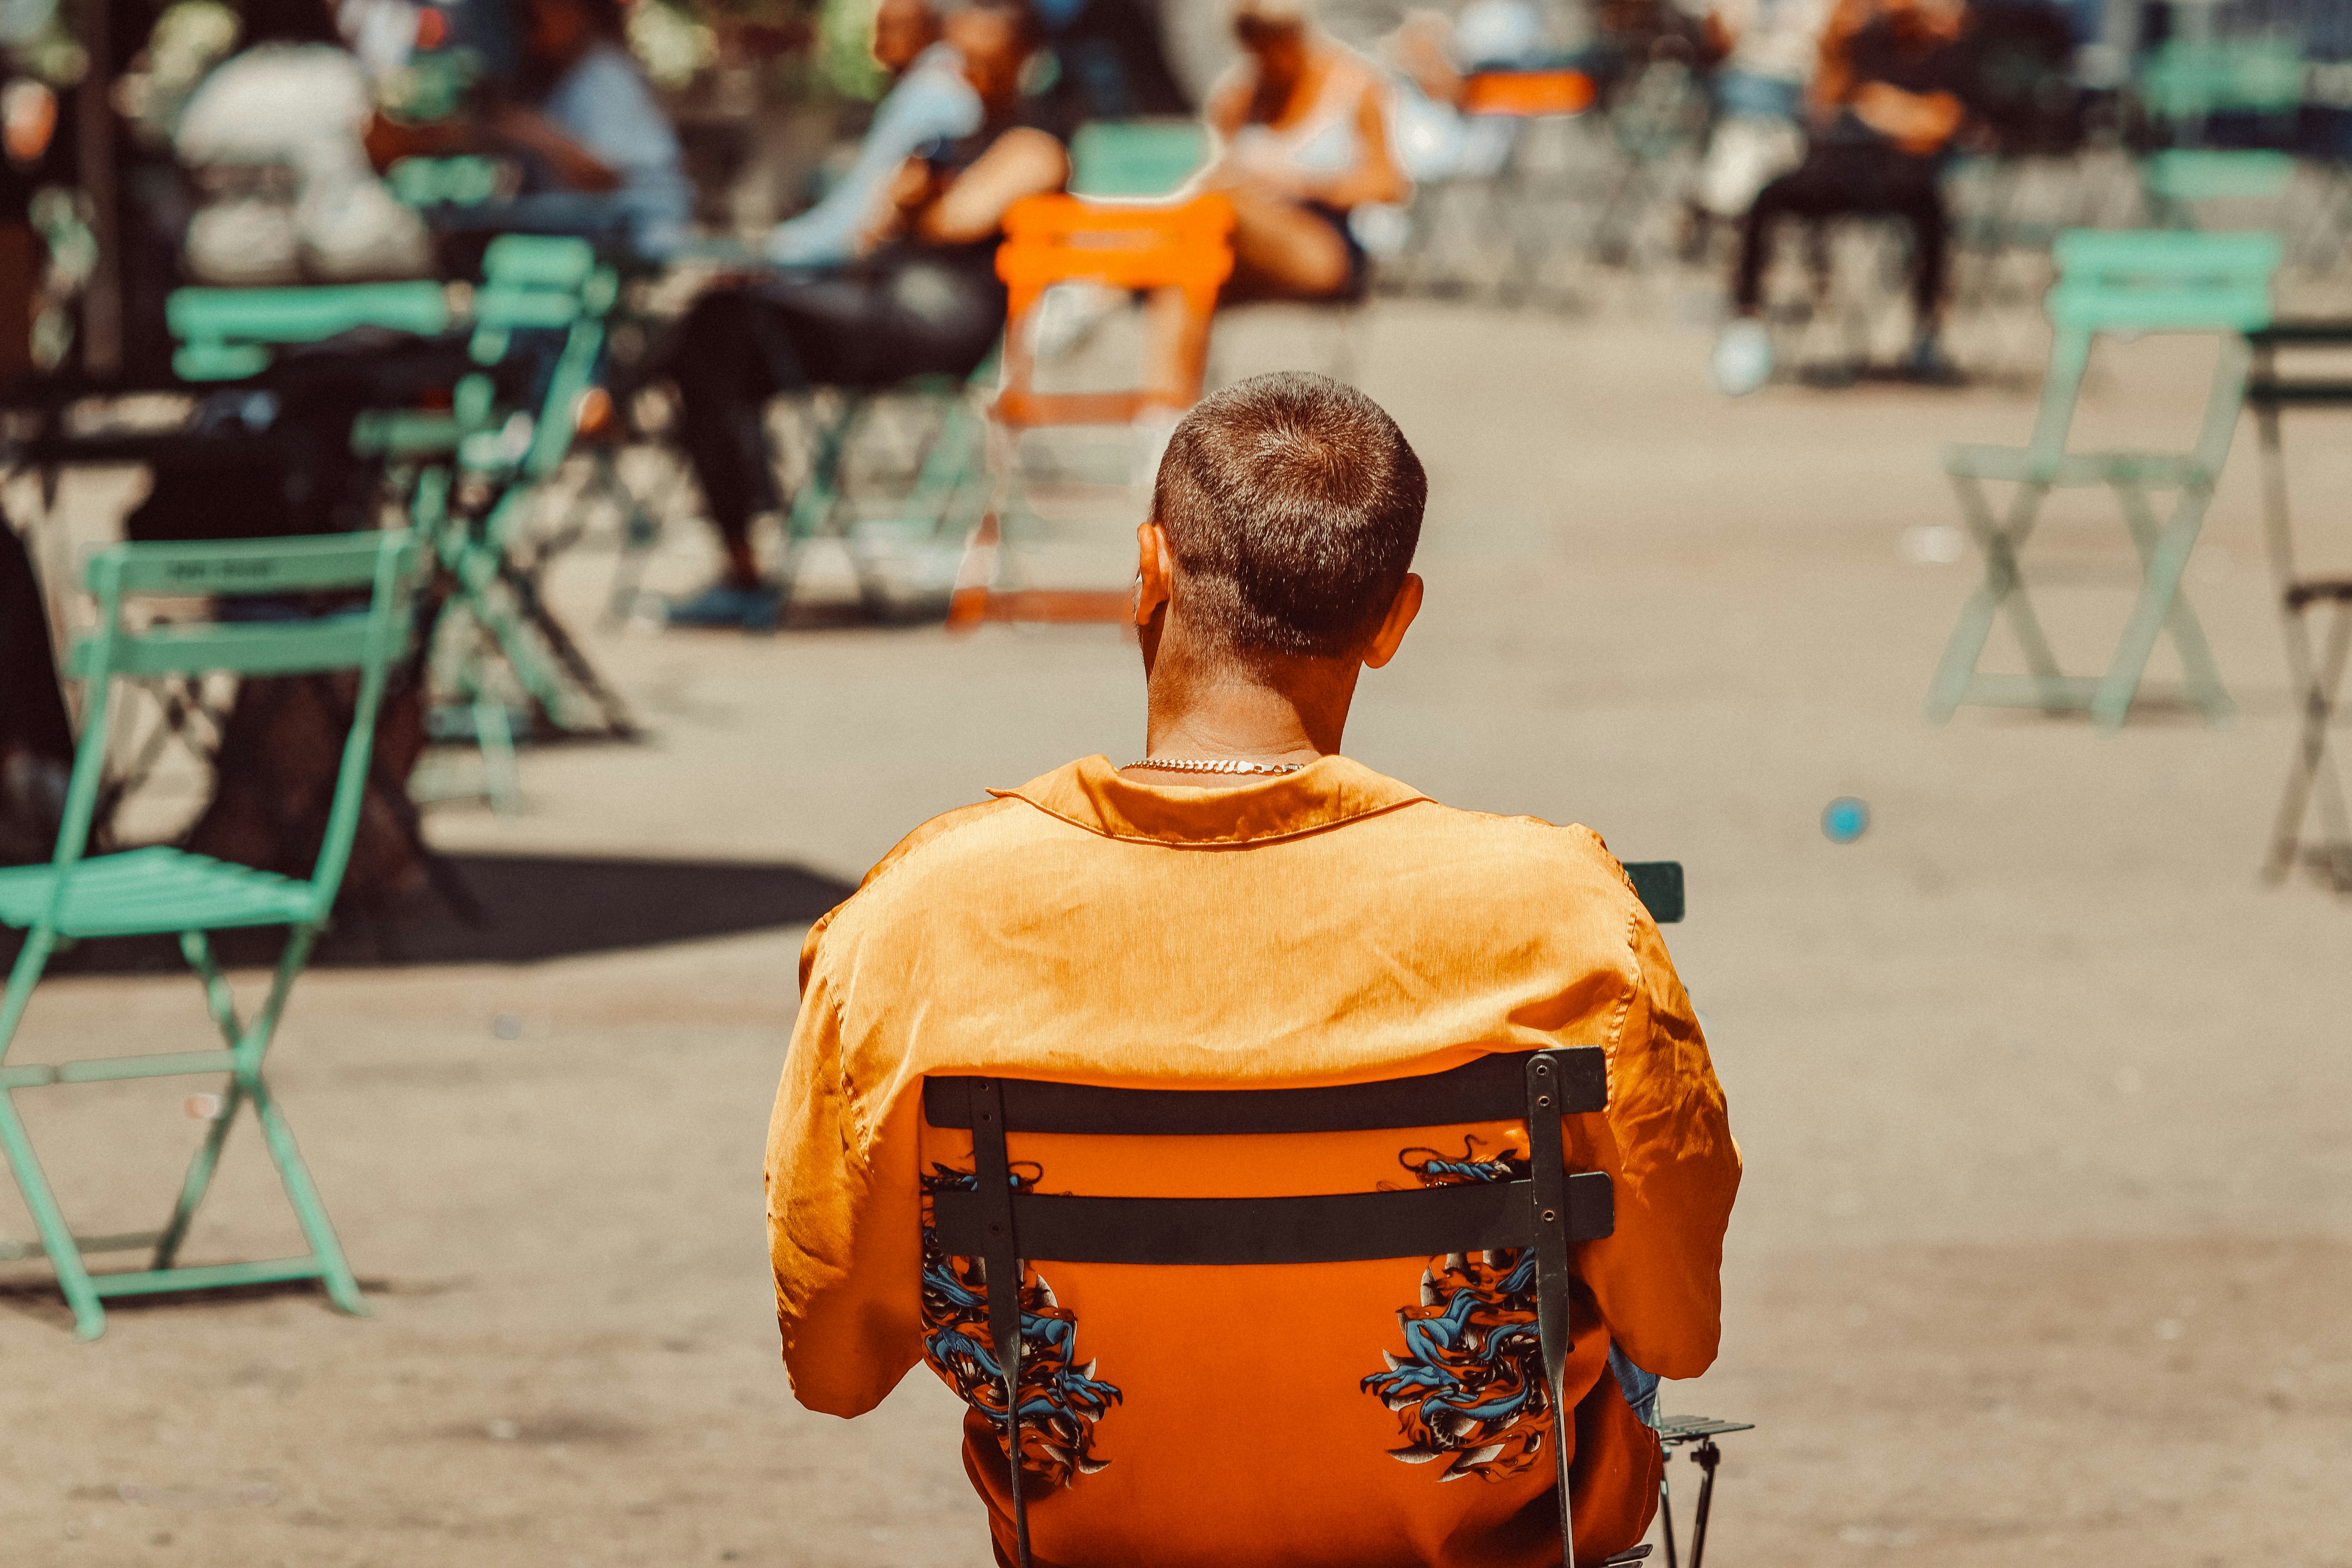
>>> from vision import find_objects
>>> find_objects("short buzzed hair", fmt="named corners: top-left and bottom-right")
top-left (1151, 373), bottom-right (1426, 661)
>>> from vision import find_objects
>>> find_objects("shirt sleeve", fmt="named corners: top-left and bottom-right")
top-left (1574, 890), bottom-right (1741, 1381)
top-left (766, 61), bottom-right (982, 267)
top-left (546, 49), bottom-right (683, 182)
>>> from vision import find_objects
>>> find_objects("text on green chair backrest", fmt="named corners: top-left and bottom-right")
top-left (2045, 228), bottom-right (2279, 334)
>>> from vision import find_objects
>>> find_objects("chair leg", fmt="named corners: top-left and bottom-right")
top-left (247, 1068), bottom-right (367, 1316)
top-left (1686, 1439), bottom-right (1723, 1568)
top-left (153, 931), bottom-right (252, 1271)
top-left (187, 925), bottom-right (366, 1315)
top-left (0, 1083), bottom-right (105, 1339)
top-left (2268, 603), bottom-right (2352, 886)
top-left (0, 927), bottom-right (105, 1339)
top-left (2097, 484), bottom-right (2229, 730)
top-left (1926, 477), bottom-right (2057, 721)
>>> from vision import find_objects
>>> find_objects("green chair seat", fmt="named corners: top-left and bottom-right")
top-left (0, 848), bottom-right (318, 938)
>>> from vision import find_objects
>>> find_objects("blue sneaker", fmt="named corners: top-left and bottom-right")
top-left (1710, 318), bottom-right (1774, 397)
top-left (664, 581), bottom-right (782, 631)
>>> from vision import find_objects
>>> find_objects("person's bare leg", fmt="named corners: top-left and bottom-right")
top-left (1222, 184), bottom-right (1352, 299)
top-left (1139, 285), bottom-right (1211, 410)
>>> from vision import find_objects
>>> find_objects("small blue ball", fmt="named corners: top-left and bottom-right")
top-left (1822, 797), bottom-right (1869, 844)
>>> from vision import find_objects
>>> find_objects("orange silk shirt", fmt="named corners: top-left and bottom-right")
top-left (766, 755), bottom-right (1740, 1568)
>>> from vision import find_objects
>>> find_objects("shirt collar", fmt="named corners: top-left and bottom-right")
top-left (991, 754), bottom-right (1429, 847)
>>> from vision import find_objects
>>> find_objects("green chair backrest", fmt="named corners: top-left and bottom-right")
top-left (2138, 38), bottom-right (2304, 121)
top-left (387, 154), bottom-right (504, 208)
top-left (463, 234), bottom-right (617, 481)
top-left (2025, 228), bottom-right (2280, 472)
top-left (1068, 120), bottom-right (1210, 199)
top-left (167, 282), bottom-right (454, 382)
top-left (2143, 148), bottom-right (2295, 204)
top-left (56, 532), bottom-right (420, 917)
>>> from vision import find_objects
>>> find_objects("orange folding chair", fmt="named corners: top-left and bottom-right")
top-left (949, 193), bottom-right (1235, 628)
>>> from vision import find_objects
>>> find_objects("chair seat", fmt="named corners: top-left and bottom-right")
top-left (1942, 442), bottom-right (2213, 487)
top-left (0, 847), bottom-right (317, 937)
top-left (2286, 577), bottom-right (2352, 611)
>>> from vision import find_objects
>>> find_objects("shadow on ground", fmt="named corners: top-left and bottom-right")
top-left (2, 853), bottom-right (854, 973)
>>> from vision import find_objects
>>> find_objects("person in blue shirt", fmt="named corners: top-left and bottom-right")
top-left (373, 0), bottom-right (692, 257)
top-left (501, 0), bottom-right (695, 254)
top-left (766, 0), bottom-right (983, 269)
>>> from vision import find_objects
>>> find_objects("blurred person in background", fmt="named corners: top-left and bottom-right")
top-left (1125, 0), bottom-right (1406, 466)
top-left (175, 0), bottom-right (432, 283)
top-left (1380, 0), bottom-right (1549, 185)
top-left (1710, 0), bottom-right (1971, 396)
top-left (1206, 0), bottom-right (1407, 301)
top-left (660, 0), bottom-right (1067, 630)
top-left (766, 0), bottom-right (981, 269)
top-left (1686, 0), bottom-right (1829, 243)
top-left (369, 0), bottom-right (692, 256)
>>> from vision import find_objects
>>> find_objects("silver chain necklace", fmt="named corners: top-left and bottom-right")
top-left (1123, 757), bottom-right (1309, 776)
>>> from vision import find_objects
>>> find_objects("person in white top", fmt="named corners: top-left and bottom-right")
top-left (1204, 0), bottom-right (1408, 300)
top-left (174, 0), bottom-right (432, 284)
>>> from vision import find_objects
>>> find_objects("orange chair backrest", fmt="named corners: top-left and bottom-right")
top-left (997, 193), bottom-right (1236, 324)
top-left (1460, 69), bottom-right (1595, 118)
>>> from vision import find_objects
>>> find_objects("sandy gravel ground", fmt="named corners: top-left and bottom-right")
top-left (3, 301), bottom-right (2348, 1567)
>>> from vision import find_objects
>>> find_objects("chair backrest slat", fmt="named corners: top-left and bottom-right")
top-left (167, 282), bottom-right (454, 382)
top-left (90, 532), bottom-right (409, 597)
top-left (930, 1169), bottom-right (1615, 1265)
top-left (73, 617), bottom-right (377, 680)
top-left (923, 1044), bottom-right (1606, 1135)
top-left (2023, 229), bottom-right (2279, 466)
top-left (2046, 229), bottom-right (2279, 335)
top-left (937, 1045), bottom-right (1614, 1568)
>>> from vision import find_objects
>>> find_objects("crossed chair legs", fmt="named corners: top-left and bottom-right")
top-left (2263, 581), bottom-right (2352, 890)
top-left (1926, 472), bottom-right (2232, 730)
top-left (0, 924), bottom-right (365, 1340)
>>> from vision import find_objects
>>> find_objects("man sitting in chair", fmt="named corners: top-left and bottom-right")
top-left (1710, 0), bottom-right (1974, 395)
top-left (765, 372), bottom-right (1740, 1566)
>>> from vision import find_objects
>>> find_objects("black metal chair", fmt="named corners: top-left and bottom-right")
top-left (924, 860), bottom-right (1743, 1568)
top-left (2245, 324), bottom-right (2352, 890)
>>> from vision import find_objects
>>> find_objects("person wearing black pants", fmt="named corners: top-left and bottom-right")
top-left (659, 0), bottom-right (1067, 630)
top-left (1712, 0), bottom-right (1974, 395)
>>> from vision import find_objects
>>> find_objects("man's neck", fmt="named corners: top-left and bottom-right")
top-left (1129, 647), bottom-right (1360, 782)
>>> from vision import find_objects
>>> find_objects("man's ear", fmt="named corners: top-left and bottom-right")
top-left (1134, 521), bottom-right (1175, 627)
top-left (1361, 572), bottom-right (1423, 670)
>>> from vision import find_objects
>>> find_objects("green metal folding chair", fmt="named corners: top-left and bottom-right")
top-left (0, 530), bottom-right (418, 1340)
top-left (358, 234), bottom-right (635, 804)
top-left (1926, 229), bottom-right (2279, 729)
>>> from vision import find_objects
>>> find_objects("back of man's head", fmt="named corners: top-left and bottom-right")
top-left (1151, 372), bottom-right (1426, 663)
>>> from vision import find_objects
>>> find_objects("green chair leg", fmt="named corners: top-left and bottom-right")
top-left (0, 1083), bottom-right (107, 1339)
top-left (246, 1071), bottom-right (367, 1316)
top-left (2096, 481), bottom-right (2232, 729)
